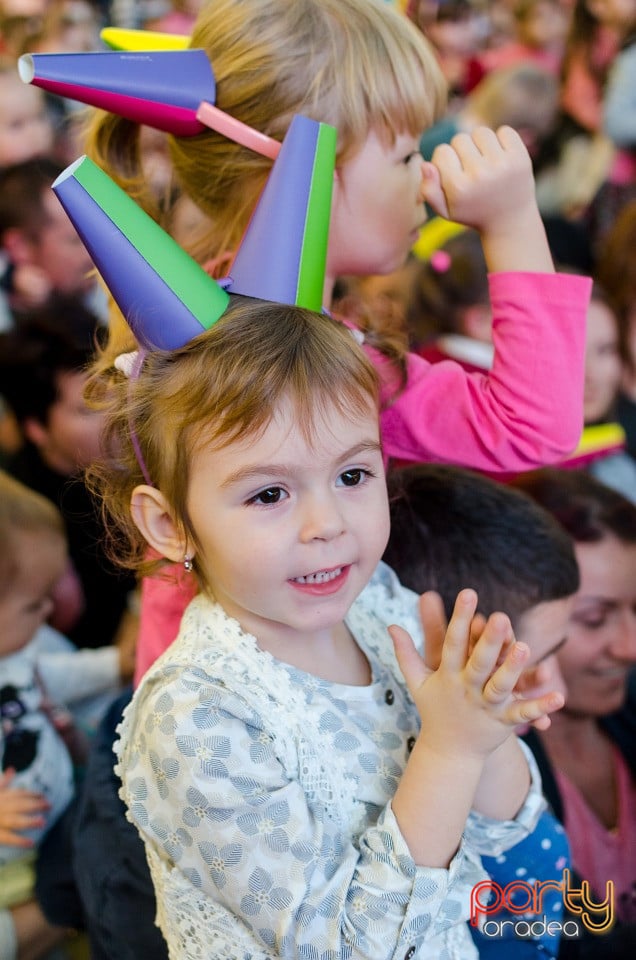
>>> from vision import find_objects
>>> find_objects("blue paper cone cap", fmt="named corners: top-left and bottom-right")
top-left (226, 115), bottom-right (336, 311)
top-left (19, 50), bottom-right (215, 135)
top-left (52, 156), bottom-right (230, 351)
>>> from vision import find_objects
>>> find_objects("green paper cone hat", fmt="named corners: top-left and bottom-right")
top-left (52, 156), bottom-right (229, 351)
top-left (225, 114), bottom-right (336, 311)
top-left (51, 113), bottom-right (335, 351)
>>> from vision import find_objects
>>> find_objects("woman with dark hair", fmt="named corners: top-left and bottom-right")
top-left (514, 467), bottom-right (636, 955)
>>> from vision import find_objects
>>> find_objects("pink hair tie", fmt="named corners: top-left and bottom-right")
top-left (430, 250), bottom-right (451, 273)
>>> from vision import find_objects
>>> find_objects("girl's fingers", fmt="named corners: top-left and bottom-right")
top-left (0, 828), bottom-right (35, 848)
top-left (468, 612), bottom-right (488, 654)
top-left (481, 640), bottom-right (530, 703)
top-left (464, 610), bottom-right (515, 686)
top-left (0, 769), bottom-right (16, 789)
top-left (0, 791), bottom-right (49, 813)
top-left (494, 124), bottom-right (526, 154)
top-left (440, 589), bottom-right (478, 670)
top-left (419, 590), bottom-right (447, 671)
top-left (419, 161), bottom-right (450, 218)
top-left (389, 624), bottom-right (430, 698)
top-left (2, 811), bottom-right (46, 830)
top-left (507, 690), bottom-right (565, 729)
top-left (450, 129), bottom-right (493, 166)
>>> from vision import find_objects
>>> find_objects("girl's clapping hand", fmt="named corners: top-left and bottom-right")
top-left (389, 589), bottom-right (565, 762)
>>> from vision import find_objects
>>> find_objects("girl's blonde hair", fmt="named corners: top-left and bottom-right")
top-left (86, 299), bottom-right (380, 580)
top-left (86, 0), bottom-right (445, 258)
top-left (84, 0), bottom-right (445, 387)
top-left (0, 470), bottom-right (65, 598)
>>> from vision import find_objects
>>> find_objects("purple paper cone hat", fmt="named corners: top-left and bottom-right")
top-left (18, 49), bottom-right (280, 155)
top-left (225, 114), bottom-right (336, 312)
top-left (52, 156), bottom-right (229, 351)
top-left (19, 49), bottom-right (214, 136)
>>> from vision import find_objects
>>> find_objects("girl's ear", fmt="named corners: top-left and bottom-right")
top-left (130, 485), bottom-right (191, 562)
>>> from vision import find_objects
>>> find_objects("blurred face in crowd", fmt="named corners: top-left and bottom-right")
top-left (583, 295), bottom-right (622, 424)
top-left (0, 76), bottom-right (53, 167)
top-left (25, 369), bottom-right (105, 475)
top-left (28, 191), bottom-right (96, 296)
top-left (561, 534), bottom-right (636, 717)
top-left (0, 529), bottom-right (67, 657)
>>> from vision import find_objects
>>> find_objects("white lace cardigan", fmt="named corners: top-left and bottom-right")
top-left (115, 562), bottom-right (544, 960)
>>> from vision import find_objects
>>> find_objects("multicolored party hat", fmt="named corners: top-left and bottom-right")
top-left (225, 114), bottom-right (336, 311)
top-left (52, 156), bottom-right (229, 351)
top-left (101, 27), bottom-right (189, 51)
top-left (19, 49), bottom-right (213, 136)
top-left (18, 48), bottom-right (279, 155)
top-left (51, 114), bottom-right (335, 350)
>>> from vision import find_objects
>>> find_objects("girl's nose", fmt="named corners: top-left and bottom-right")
top-left (299, 494), bottom-right (345, 542)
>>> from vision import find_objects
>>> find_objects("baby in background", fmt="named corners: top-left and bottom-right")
top-left (0, 470), bottom-right (128, 960)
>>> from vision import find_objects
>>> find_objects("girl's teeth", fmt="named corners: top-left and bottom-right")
top-left (294, 567), bottom-right (342, 584)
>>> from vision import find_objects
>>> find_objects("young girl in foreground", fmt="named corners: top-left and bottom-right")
top-left (89, 297), bottom-right (563, 959)
top-left (66, 0), bottom-right (591, 680)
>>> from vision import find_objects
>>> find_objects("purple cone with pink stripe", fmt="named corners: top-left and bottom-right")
top-left (19, 49), bottom-right (215, 135)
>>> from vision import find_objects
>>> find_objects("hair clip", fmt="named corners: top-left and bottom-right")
top-left (113, 350), bottom-right (139, 378)
top-left (430, 250), bottom-right (452, 273)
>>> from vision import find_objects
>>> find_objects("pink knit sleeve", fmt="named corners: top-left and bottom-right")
top-left (378, 272), bottom-right (591, 471)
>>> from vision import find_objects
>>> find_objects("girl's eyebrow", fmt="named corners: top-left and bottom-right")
top-left (220, 439), bottom-right (383, 488)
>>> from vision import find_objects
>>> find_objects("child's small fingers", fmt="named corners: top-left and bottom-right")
top-left (481, 641), bottom-right (530, 703)
top-left (508, 690), bottom-right (565, 728)
top-left (0, 768), bottom-right (16, 788)
top-left (8, 812), bottom-right (46, 831)
top-left (441, 589), bottom-right (478, 669)
top-left (465, 611), bottom-right (514, 684)
top-left (389, 624), bottom-right (430, 697)
top-left (419, 162), bottom-right (449, 218)
top-left (494, 124), bottom-right (526, 154)
top-left (0, 828), bottom-right (35, 848)
top-left (419, 590), bottom-right (447, 670)
top-left (468, 612), bottom-right (488, 654)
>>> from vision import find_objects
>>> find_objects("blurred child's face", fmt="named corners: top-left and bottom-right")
top-left (586, 0), bottom-right (636, 29)
top-left (185, 395), bottom-right (389, 655)
top-left (520, 1), bottom-right (568, 50)
top-left (0, 530), bottom-right (66, 657)
top-left (562, 535), bottom-right (636, 716)
top-left (584, 297), bottom-right (622, 424)
top-left (27, 369), bottom-right (105, 475)
top-left (514, 595), bottom-right (573, 702)
top-left (0, 78), bottom-right (53, 167)
top-left (327, 130), bottom-right (427, 293)
top-left (28, 191), bottom-right (96, 296)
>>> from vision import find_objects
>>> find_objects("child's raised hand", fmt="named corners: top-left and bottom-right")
top-left (390, 589), bottom-right (563, 762)
top-left (420, 126), bottom-right (554, 274)
top-left (0, 769), bottom-right (49, 848)
top-left (417, 590), bottom-right (563, 732)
